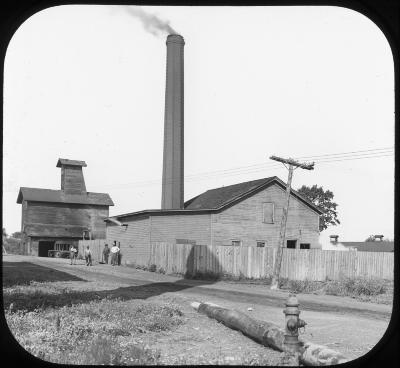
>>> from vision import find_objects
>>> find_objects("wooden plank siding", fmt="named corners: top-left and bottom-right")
top-left (150, 214), bottom-right (212, 245)
top-left (147, 243), bottom-right (393, 281)
top-left (106, 217), bottom-right (150, 266)
top-left (24, 201), bottom-right (109, 239)
top-left (211, 184), bottom-right (320, 248)
top-left (61, 166), bottom-right (87, 194)
top-left (104, 182), bottom-right (321, 264)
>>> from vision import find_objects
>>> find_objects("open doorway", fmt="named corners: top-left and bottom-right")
top-left (38, 241), bottom-right (55, 257)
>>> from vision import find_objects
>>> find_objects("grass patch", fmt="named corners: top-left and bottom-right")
top-left (2, 262), bottom-right (84, 287)
top-left (200, 273), bottom-right (392, 304)
top-left (5, 298), bottom-right (184, 365)
top-left (276, 277), bottom-right (391, 301)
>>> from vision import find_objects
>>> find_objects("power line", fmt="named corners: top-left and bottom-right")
top-left (96, 148), bottom-right (393, 189)
top-left (314, 153), bottom-right (394, 164)
top-left (293, 147), bottom-right (393, 160)
top-left (4, 147), bottom-right (393, 193)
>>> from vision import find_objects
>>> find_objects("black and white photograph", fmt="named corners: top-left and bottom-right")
top-left (2, 3), bottom-right (395, 366)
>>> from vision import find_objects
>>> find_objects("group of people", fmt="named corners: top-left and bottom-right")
top-left (69, 241), bottom-right (122, 266)
top-left (102, 241), bottom-right (122, 266)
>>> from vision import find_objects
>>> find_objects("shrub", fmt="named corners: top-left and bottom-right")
top-left (345, 277), bottom-right (387, 296)
top-left (148, 264), bottom-right (157, 272)
top-left (277, 278), bottom-right (324, 294)
top-left (324, 277), bottom-right (387, 297)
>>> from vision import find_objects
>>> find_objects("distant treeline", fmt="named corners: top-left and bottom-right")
top-left (2, 228), bottom-right (24, 254)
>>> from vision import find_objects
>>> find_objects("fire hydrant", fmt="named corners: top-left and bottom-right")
top-left (283, 294), bottom-right (307, 353)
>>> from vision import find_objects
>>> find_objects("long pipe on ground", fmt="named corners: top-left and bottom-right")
top-left (191, 302), bottom-right (349, 366)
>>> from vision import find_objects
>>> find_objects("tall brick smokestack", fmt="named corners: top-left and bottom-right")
top-left (161, 34), bottom-right (184, 209)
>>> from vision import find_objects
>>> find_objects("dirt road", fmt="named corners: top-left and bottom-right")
top-left (3, 255), bottom-right (393, 361)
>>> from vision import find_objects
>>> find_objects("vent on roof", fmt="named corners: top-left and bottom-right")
top-left (57, 158), bottom-right (87, 195)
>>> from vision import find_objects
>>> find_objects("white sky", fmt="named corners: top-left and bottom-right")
top-left (3, 5), bottom-right (394, 243)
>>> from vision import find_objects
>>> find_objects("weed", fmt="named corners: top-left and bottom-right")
top-left (186, 271), bottom-right (221, 281)
top-left (325, 277), bottom-right (387, 297)
top-left (5, 296), bottom-right (184, 364)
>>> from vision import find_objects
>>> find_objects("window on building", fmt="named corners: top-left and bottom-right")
top-left (262, 202), bottom-right (274, 223)
top-left (232, 240), bottom-right (242, 247)
top-left (176, 239), bottom-right (196, 245)
top-left (256, 241), bottom-right (266, 247)
top-left (286, 240), bottom-right (297, 249)
top-left (300, 243), bottom-right (310, 249)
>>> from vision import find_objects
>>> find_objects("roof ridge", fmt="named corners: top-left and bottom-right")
top-left (17, 187), bottom-right (114, 206)
top-left (204, 177), bottom-right (274, 193)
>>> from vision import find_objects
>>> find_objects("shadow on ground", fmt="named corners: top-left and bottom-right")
top-left (2, 262), bottom-right (86, 287)
top-left (3, 246), bottom-right (224, 312)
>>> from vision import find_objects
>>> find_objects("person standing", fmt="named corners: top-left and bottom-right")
top-left (84, 245), bottom-right (92, 266)
top-left (69, 244), bottom-right (77, 265)
top-left (110, 242), bottom-right (120, 266)
top-left (117, 242), bottom-right (122, 266)
top-left (102, 244), bottom-right (110, 264)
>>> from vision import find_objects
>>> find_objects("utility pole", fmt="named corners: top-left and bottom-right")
top-left (270, 156), bottom-right (314, 290)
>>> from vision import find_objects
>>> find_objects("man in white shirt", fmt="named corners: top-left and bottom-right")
top-left (84, 245), bottom-right (92, 266)
top-left (110, 242), bottom-right (120, 266)
top-left (69, 245), bottom-right (78, 265)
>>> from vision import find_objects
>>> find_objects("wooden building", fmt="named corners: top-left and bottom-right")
top-left (106, 176), bottom-right (322, 265)
top-left (17, 159), bottom-right (114, 256)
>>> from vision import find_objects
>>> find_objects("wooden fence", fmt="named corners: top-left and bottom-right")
top-left (78, 239), bottom-right (108, 262)
top-left (77, 240), bottom-right (394, 280)
top-left (148, 243), bottom-right (394, 281)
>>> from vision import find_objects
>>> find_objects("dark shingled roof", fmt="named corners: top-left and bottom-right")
top-left (56, 158), bottom-right (87, 167)
top-left (24, 224), bottom-right (89, 238)
top-left (340, 242), bottom-right (394, 252)
top-left (17, 187), bottom-right (114, 206)
top-left (184, 178), bottom-right (270, 210)
top-left (110, 177), bottom-right (322, 220)
top-left (184, 176), bottom-right (322, 214)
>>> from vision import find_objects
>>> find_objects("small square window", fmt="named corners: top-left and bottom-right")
top-left (300, 243), bottom-right (310, 249)
top-left (287, 240), bottom-right (297, 249)
top-left (262, 203), bottom-right (274, 223)
top-left (232, 240), bottom-right (241, 247)
top-left (256, 241), bottom-right (265, 247)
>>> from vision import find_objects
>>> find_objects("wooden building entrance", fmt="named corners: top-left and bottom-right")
top-left (38, 241), bottom-right (55, 257)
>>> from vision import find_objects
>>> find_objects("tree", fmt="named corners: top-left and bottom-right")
top-left (11, 231), bottom-right (23, 239)
top-left (365, 235), bottom-right (393, 242)
top-left (297, 185), bottom-right (340, 232)
top-left (2, 228), bottom-right (23, 255)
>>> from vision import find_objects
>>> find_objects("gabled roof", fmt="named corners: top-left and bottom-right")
top-left (184, 176), bottom-right (322, 214)
top-left (56, 158), bottom-right (87, 167)
top-left (339, 242), bottom-right (394, 252)
top-left (109, 176), bottom-right (322, 221)
top-left (17, 187), bottom-right (114, 206)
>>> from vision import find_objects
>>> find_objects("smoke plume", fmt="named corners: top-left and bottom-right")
top-left (124, 7), bottom-right (177, 37)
